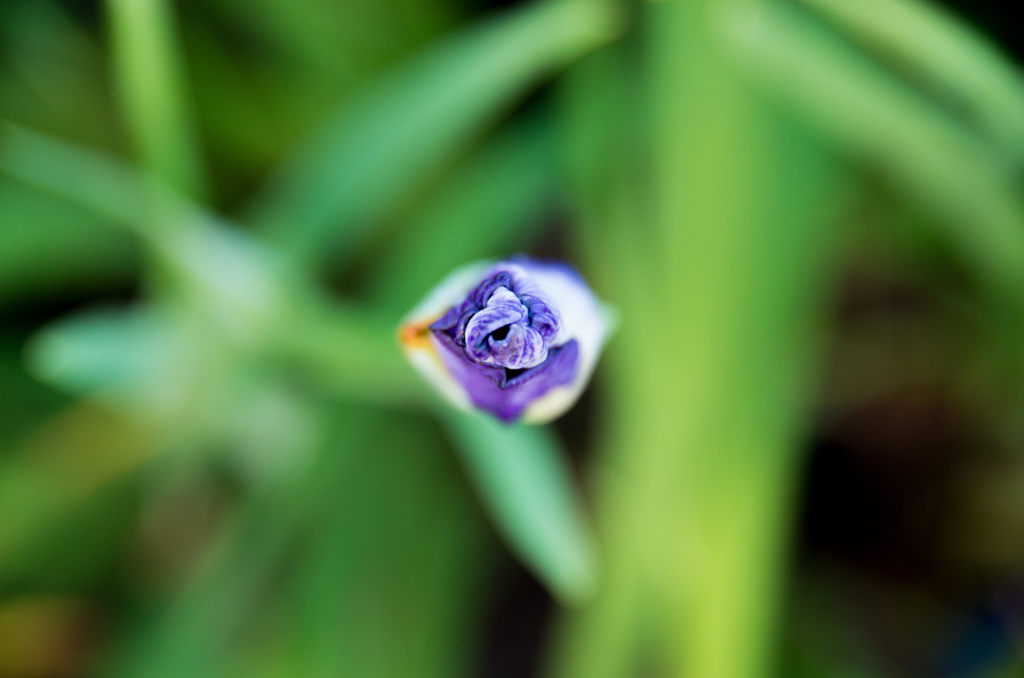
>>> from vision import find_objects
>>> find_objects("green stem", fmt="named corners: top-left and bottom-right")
top-left (107, 0), bottom-right (207, 198)
top-left (552, 1), bottom-right (847, 676)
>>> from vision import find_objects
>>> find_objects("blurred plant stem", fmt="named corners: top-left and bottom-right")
top-left (797, 0), bottom-right (1024, 159)
top-left (719, 1), bottom-right (1024, 307)
top-left (106, 0), bottom-right (207, 198)
top-left (438, 409), bottom-right (598, 605)
top-left (247, 0), bottom-right (619, 273)
top-left (552, 3), bottom-right (846, 676)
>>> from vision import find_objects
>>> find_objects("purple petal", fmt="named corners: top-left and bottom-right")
top-left (519, 295), bottom-right (560, 343)
top-left (464, 287), bottom-right (527, 355)
top-left (404, 257), bottom-right (611, 424)
top-left (431, 334), bottom-right (579, 422)
top-left (487, 324), bottom-right (548, 369)
top-left (463, 287), bottom-right (549, 369)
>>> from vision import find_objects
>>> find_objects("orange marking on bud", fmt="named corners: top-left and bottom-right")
top-left (399, 321), bottom-right (434, 351)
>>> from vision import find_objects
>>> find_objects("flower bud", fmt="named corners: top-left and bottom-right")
top-left (399, 258), bottom-right (613, 423)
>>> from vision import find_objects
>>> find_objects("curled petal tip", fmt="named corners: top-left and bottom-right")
top-left (399, 258), bottom-right (613, 424)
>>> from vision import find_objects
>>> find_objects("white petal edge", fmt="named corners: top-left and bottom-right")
top-left (407, 340), bottom-right (474, 413)
top-left (399, 261), bottom-right (493, 415)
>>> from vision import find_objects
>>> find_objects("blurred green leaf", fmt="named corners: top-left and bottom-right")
top-left (0, 178), bottom-right (138, 302)
top-left (283, 409), bottom-right (490, 678)
top-left (0, 122), bottom-right (418, 412)
top-left (199, 0), bottom-right (457, 81)
top-left (0, 471), bottom-right (137, 591)
top-left (105, 406), bottom-right (490, 678)
top-left (439, 407), bottom-right (598, 605)
top-left (0, 121), bottom-right (161, 236)
top-left (556, 44), bottom-right (637, 290)
top-left (719, 2), bottom-right (1024, 303)
top-left (271, 301), bottom-right (421, 408)
top-left (0, 123), bottom-right (292, 338)
top-left (182, 0), bottom-right (458, 185)
top-left (0, 1), bottom-right (124, 150)
top-left (555, 2), bottom-right (849, 674)
top-left (102, 476), bottom-right (311, 678)
top-left (25, 306), bottom-right (195, 417)
top-left (245, 0), bottom-right (617, 270)
top-left (798, 0), bottom-right (1024, 160)
top-left (107, 0), bottom-right (207, 197)
top-left (0, 337), bottom-right (68, 455)
top-left (366, 115), bottom-right (559, 317)
top-left (0, 405), bottom-right (157, 580)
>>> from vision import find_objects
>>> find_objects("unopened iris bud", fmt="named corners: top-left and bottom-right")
top-left (399, 258), bottom-right (613, 423)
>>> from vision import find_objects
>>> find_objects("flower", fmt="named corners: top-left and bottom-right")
top-left (399, 257), bottom-right (613, 423)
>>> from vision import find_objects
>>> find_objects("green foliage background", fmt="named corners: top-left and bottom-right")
top-left (3, 0), bottom-right (1024, 677)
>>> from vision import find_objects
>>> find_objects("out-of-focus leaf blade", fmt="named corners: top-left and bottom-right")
top-left (439, 408), bottom-right (597, 604)
top-left (798, 0), bottom-right (1024, 159)
top-left (105, 406), bottom-right (489, 678)
top-left (106, 0), bottom-right (207, 197)
top-left (0, 124), bottom-right (287, 335)
top-left (0, 406), bottom-right (157, 578)
top-left (0, 122), bottom-right (237, 255)
top-left (0, 338), bottom-right (68, 454)
top-left (0, 122), bottom-right (156, 235)
top-left (102, 489), bottom-right (307, 678)
top-left (271, 302), bottom-right (422, 408)
top-left (0, 122), bottom-right (424, 410)
top-left (25, 306), bottom-right (195, 417)
top-left (0, 178), bottom-right (138, 301)
top-left (0, 2), bottom-right (123, 150)
top-left (366, 116), bottom-right (559, 316)
top-left (719, 2), bottom-right (1024, 303)
top-left (245, 0), bottom-right (617, 270)
top-left (284, 409), bottom-right (490, 678)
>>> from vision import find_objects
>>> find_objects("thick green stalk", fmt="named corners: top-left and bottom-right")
top-left (553, 1), bottom-right (845, 677)
top-left (646, 3), bottom-right (843, 676)
top-left (107, 0), bottom-right (206, 197)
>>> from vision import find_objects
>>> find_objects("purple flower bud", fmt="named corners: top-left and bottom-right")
top-left (399, 258), bottom-right (613, 423)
